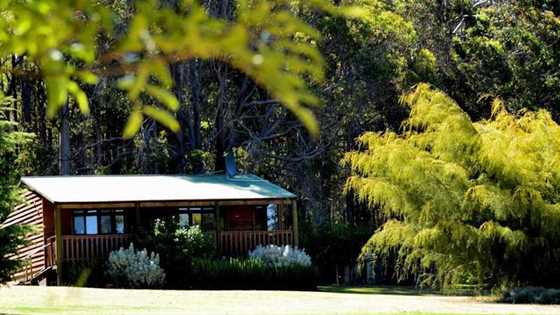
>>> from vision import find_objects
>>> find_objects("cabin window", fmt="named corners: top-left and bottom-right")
top-left (115, 212), bottom-right (125, 233)
top-left (191, 213), bottom-right (202, 226)
top-left (249, 204), bottom-right (279, 231)
top-left (85, 210), bottom-right (98, 235)
top-left (178, 207), bottom-right (215, 230)
top-left (73, 209), bottom-right (126, 235)
top-left (202, 213), bottom-right (215, 230)
top-left (179, 212), bottom-right (190, 227)
top-left (266, 204), bottom-right (279, 231)
top-left (100, 212), bottom-right (112, 234)
top-left (73, 215), bottom-right (85, 234)
top-left (225, 207), bottom-right (255, 230)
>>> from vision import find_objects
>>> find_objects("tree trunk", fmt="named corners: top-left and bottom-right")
top-left (21, 79), bottom-right (32, 125)
top-left (189, 60), bottom-right (204, 173)
top-left (214, 63), bottom-right (227, 173)
top-left (140, 120), bottom-right (157, 173)
top-left (7, 55), bottom-right (18, 122)
top-left (59, 102), bottom-right (71, 175)
top-left (210, 0), bottom-right (234, 172)
top-left (37, 83), bottom-right (49, 148)
top-left (171, 62), bottom-right (189, 173)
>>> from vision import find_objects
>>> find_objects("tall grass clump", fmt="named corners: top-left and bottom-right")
top-left (190, 256), bottom-right (317, 290)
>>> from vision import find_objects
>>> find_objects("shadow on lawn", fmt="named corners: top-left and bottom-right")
top-left (318, 285), bottom-right (483, 297)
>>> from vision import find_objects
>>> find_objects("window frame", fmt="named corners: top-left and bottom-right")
top-left (72, 209), bottom-right (126, 235)
top-left (178, 207), bottom-right (215, 230)
top-left (265, 203), bottom-right (279, 231)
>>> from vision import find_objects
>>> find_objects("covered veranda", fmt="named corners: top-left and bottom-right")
top-left (21, 174), bottom-right (299, 284)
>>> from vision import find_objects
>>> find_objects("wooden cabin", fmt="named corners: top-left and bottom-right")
top-left (5, 174), bottom-right (298, 285)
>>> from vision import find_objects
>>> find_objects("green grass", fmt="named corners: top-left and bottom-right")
top-left (0, 286), bottom-right (556, 315)
top-left (2, 305), bottom-right (164, 315)
top-left (0, 307), bottom-right (519, 315)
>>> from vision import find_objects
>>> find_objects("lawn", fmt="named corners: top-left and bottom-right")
top-left (1, 286), bottom-right (559, 315)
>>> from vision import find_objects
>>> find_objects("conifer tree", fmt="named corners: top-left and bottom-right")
top-left (0, 96), bottom-right (31, 282)
top-left (344, 83), bottom-right (560, 288)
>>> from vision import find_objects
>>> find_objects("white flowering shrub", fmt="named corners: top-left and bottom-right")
top-left (106, 243), bottom-right (166, 288)
top-left (249, 245), bottom-right (312, 268)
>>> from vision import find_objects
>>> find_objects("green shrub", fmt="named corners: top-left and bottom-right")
top-left (168, 225), bottom-right (216, 258)
top-left (502, 287), bottom-right (560, 304)
top-left (153, 220), bottom-right (215, 259)
top-left (139, 219), bottom-right (215, 288)
top-left (302, 223), bottom-right (373, 284)
top-left (189, 257), bottom-right (318, 290)
top-left (136, 219), bottom-right (314, 290)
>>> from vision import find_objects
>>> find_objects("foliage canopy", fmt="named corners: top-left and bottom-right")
top-left (450, 3), bottom-right (560, 118)
top-left (344, 83), bottom-right (560, 288)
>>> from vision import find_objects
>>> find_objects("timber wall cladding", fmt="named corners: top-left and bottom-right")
top-left (3, 190), bottom-right (45, 281)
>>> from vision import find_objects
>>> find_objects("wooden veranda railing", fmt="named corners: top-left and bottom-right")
top-left (218, 230), bottom-right (294, 256)
top-left (48, 231), bottom-right (290, 263)
top-left (21, 237), bottom-right (55, 283)
top-left (46, 236), bottom-right (56, 268)
top-left (61, 234), bottom-right (131, 262)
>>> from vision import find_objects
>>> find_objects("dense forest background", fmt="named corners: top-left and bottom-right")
top-left (3, 0), bottom-right (560, 232)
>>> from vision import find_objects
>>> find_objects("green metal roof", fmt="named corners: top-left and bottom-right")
top-left (21, 174), bottom-right (296, 204)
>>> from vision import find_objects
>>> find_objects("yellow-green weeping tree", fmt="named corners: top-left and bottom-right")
top-left (343, 84), bottom-right (560, 288)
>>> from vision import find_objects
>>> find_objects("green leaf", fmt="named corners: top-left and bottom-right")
top-left (77, 71), bottom-right (99, 85)
top-left (74, 89), bottom-right (89, 115)
top-left (118, 15), bottom-right (147, 52)
top-left (143, 105), bottom-right (180, 132)
top-left (67, 81), bottom-right (90, 114)
top-left (69, 42), bottom-right (95, 63)
top-left (117, 76), bottom-right (135, 90)
top-left (150, 58), bottom-right (173, 88)
top-left (122, 110), bottom-right (144, 139)
top-left (45, 76), bottom-right (68, 118)
top-left (14, 18), bottom-right (31, 35)
top-left (339, 6), bottom-right (369, 19)
top-left (129, 63), bottom-right (150, 99)
top-left (145, 84), bottom-right (179, 111)
top-left (294, 107), bottom-right (319, 138)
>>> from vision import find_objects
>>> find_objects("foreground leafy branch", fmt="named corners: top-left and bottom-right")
top-left (0, 0), bottom-right (364, 137)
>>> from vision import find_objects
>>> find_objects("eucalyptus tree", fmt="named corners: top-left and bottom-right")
top-left (241, 0), bottom-right (434, 225)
